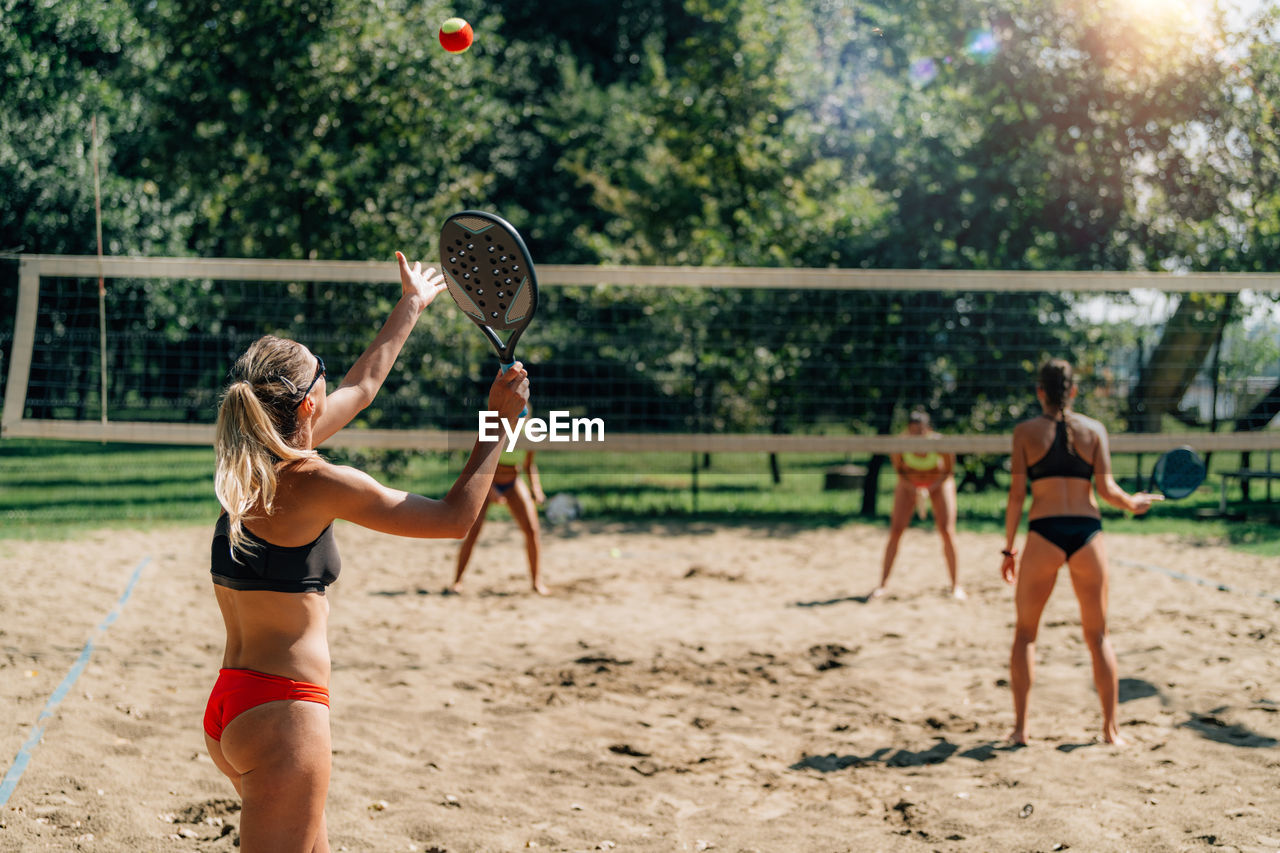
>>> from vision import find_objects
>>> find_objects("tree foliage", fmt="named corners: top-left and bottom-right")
top-left (3, 0), bottom-right (1277, 450)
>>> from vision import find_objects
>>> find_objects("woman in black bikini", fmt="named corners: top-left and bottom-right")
top-left (206, 252), bottom-right (529, 852)
top-left (1001, 358), bottom-right (1156, 746)
top-left (451, 449), bottom-right (547, 594)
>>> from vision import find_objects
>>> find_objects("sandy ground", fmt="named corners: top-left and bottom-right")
top-left (1, 515), bottom-right (1278, 853)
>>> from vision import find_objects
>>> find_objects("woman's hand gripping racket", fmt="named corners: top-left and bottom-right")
top-left (440, 211), bottom-right (539, 417)
top-left (1148, 445), bottom-right (1207, 500)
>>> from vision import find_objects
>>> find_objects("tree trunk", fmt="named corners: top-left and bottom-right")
top-left (862, 454), bottom-right (887, 517)
top-left (861, 404), bottom-right (898, 517)
top-left (1232, 379), bottom-right (1280, 502)
top-left (1128, 293), bottom-right (1235, 432)
top-left (1234, 380), bottom-right (1280, 432)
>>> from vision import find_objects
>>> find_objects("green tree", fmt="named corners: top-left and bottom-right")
top-left (0, 0), bottom-right (185, 415)
top-left (7, 0), bottom-right (1276, 472)
top-left (116, 0), bottom-right (558, 421)
top-left (1121, 4), bottom-right (1280, 431)
top-left (0, 0), bottom-right (181, 258)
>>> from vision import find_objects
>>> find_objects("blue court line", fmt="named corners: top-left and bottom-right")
top-left (0, 557), bottom-right (151, 807)
top-left (1115, 557), bottom-right (1280, 604)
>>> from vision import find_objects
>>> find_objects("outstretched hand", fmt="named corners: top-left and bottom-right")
top-left (395, 251), bottom-right (448, 310)
top-left (1130, 491), bottom-right (1163, 515)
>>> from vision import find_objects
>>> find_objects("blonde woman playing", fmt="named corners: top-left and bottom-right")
top-left (1002, 358), bottom-right (1155, 746)
top-left (873, 410), bottom-right (963, 599)
top-left (205, 252), bottom-right (529, 852)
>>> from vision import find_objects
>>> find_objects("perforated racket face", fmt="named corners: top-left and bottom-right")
top-left (440, 211), bottom-right (538, 336)
top-left (1152, 446), bottom-right (1206, 499)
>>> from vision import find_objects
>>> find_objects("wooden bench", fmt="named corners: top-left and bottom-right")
top-left (1218, 468), bottom-right (1280, 513)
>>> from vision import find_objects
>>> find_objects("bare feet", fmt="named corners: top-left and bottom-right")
top-left (1007, 728), bottom-right (1028, 746)
top-left (448, 582), bottom-right (463, 595)
top-left (868, 586), bottom-right (887, 600)
top-left (1103, 727), bottom-right (1127, 747)
top-left (532, 582), bottom-right (550, 596)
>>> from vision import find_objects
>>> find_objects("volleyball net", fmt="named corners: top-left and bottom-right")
top-left (3, 255), bottom-right (1279, 458)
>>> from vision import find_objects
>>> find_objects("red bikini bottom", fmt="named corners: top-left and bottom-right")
top-left (203, 668), bottom-right (330, 741)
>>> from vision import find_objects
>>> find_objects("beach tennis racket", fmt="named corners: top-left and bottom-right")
top-left (440, 210), bottom-right (539, 416)
top-left (1149, 446), bottom-right (1207, 500)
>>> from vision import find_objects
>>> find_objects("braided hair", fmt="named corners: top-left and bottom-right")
top-left (1038, 357), bottom-right (1080, 457)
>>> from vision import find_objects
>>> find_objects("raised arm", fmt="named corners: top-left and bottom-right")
top-left (312, 252), bottom-right (448, 446)
top-left (317, 364), bottom-right (530, 538)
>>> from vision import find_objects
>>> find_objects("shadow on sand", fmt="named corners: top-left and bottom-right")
top-left (792, 593), bottom-right (874, 608)
top-left (1182, 712), bottom-right (1279, 748)
top-left (790, 738), bottom-right (1023, 773)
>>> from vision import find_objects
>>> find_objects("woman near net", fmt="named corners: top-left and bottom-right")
top-left (873, 410), bottom-right (963, 600)
top-left (204, 252), bottom-right (529, 852)
top-left (1001, 358), bottom-right (1155, 746)
top-left (451, 449), bottom-right (548, 594)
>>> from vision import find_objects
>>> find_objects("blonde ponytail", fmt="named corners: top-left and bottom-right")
top-left (214, 336), bottom-right (319, 557)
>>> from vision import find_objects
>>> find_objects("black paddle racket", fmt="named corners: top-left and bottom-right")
top-left (1149, 445), bottom-right (1207, 500)
top-left (439, 210), bottom-right (539, 415)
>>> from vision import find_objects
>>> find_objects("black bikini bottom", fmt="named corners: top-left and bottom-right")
top-left (1028, 516), bottom-right (1102, 559)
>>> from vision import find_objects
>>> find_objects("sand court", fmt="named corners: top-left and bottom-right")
top-left (1, 521), bottom-right (1278, 852)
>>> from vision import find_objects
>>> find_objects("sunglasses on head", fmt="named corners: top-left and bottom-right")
top-left (229, 353), bottom-right (326, 402)
top-left (299, 355), bottom-right (325, 399)
top-left (277, 355), bottom-right (325, 401)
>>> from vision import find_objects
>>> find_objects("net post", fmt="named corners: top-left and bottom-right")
top-left (92, 114), bottom-right (108, 440)
top-left (2, 258), bottom-right (41, 439)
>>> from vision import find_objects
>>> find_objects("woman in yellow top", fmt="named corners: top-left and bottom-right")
top-left (452, 449), bottom-right (547, 594)
top-left (873, 410), bottom-right (962, 599)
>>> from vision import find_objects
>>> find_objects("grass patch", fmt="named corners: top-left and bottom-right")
top-left (2, 439), bottom-right (1278, 556)
top-left (1, 439), bottom-right (221, 538)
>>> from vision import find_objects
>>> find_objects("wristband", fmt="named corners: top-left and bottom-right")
top-left (1001, 549), bottom-right (1017, 557)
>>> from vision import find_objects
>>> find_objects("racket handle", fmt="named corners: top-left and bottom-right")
top-left (501, 360), bottom-right (528, 418)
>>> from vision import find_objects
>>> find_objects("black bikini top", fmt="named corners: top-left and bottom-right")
top-left (1026, 417), bottom-right (1094, 482)
top-left (211, 512), bottom-right (341, 594)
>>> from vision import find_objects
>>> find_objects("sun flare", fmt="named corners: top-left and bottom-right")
top-left (1114, 0), bottom-right (1217, 28)
top-left (1106, 0), bottom-right (1222, 63)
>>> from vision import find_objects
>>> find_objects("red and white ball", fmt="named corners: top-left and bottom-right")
top-left (439, 17), bottom-right (473, 54)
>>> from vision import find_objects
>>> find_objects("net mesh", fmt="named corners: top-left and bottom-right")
top-left (5, 262), bottom-right (1280, 451)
